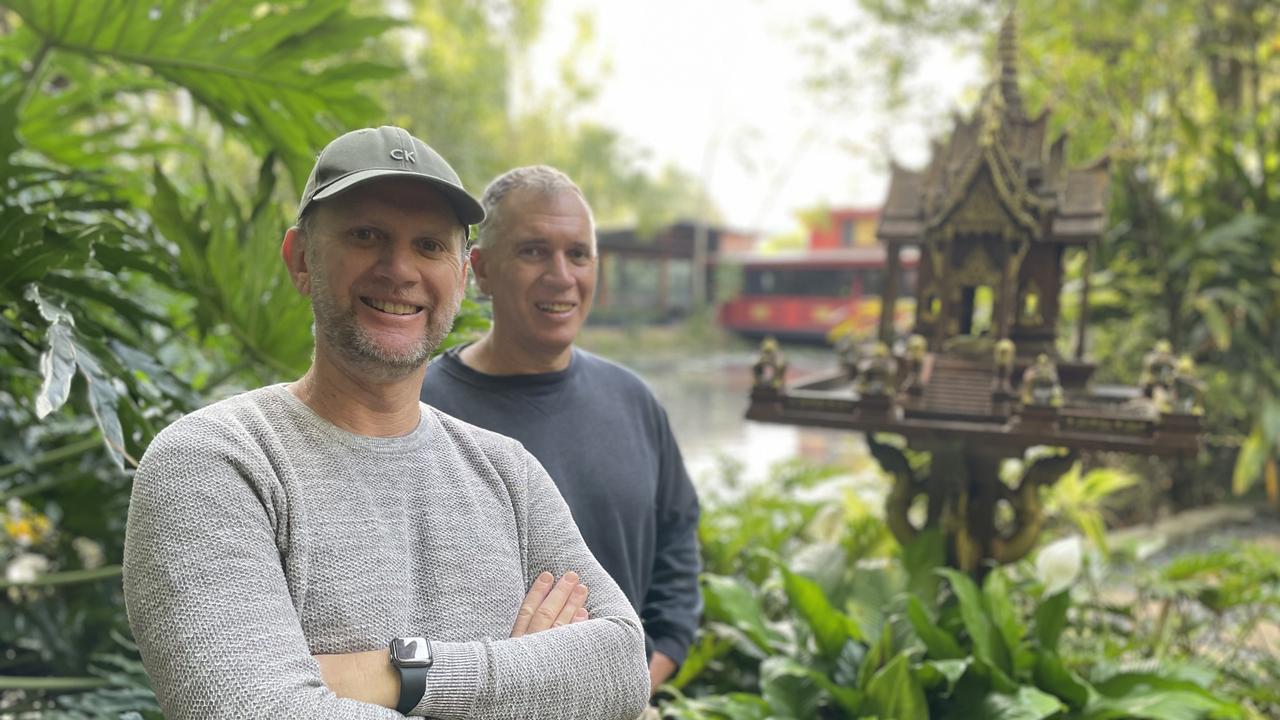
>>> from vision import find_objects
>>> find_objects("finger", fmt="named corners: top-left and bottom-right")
top-left (527, 571), bottom-right (579, 634)
top-left (510, 571), bottom-right (554, 638)
top-left (571, 607), bottom-right (589, 624)
top-left (554, 583), bottom-right (589, 628)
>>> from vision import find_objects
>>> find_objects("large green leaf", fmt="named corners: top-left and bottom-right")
top-left (29, 285), bottom-right (78, 419)
top-left (1232, 426), bottom-right (1268, 496)
top-left (864, 653), bottom-right (928, 720)
top-left (780, 564), bottom-right (864, 661)
top-left (1033, 590), bottom-right (1071, 650)
top-left (1033, 651), bottom-right (1089, 709)
top-left (906, 594), bottom-right (964, 660)
top-left (902, 527), bottom-right (944, 602)
top-left (668, 630), bottom-right (732, 690)
top-left (1085, 670), bottom-right (1244, 719)
top-left (701, 574), bottom-right (782, 654)
top-left (938, 568), bottom-right (1012, 678)
top-left (981, 685), bottom-right (1066, 720)
top-left (760, 656), bottom-right (864, 717)
top-left (1, 208), bottom-right (88, 296)
top-left (7, 0), bottom-right (401, 187)
top-left (148, 162), bottom-right (313, 376)
top-left (983, 571), bottom-right (1025, 672)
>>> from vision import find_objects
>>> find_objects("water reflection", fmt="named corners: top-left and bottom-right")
top-left (594, 345), bottom-right (871, 488)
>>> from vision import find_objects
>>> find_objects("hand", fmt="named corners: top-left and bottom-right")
top-left (510, 570), bottom-right (589, 638)
top-left (649, 651), bottom-right (677, 694)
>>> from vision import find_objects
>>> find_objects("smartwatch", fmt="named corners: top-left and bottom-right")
top-left (389, 636), bottom-right (433, 715)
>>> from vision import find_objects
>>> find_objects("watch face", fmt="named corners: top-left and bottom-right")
top-left (391, 637), bottom-right (432, 668)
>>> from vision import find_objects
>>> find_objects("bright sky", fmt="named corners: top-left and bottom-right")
top-left (527, 0), bottom-right (984, 236)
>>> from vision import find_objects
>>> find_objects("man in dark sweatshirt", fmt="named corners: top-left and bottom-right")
top-left (421, 165), bottom-right (702, 692)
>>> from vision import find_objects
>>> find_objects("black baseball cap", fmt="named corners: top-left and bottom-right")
top-left (298, 126), bottom-right (485, 225)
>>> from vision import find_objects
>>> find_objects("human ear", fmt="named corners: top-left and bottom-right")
top-left (281, 227), bottom-right (311, 295)
top-left (469, 246), bottom-right (491, 296)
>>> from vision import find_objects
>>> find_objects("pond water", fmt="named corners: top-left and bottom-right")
top-left (584, 342), bottom-right (873, 491)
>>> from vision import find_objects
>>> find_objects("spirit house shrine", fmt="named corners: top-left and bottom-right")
top-left (747, 14), bottom-right (1202, 573)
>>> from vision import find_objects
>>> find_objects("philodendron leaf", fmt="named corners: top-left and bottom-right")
top-left (701, 574), bottom-right (781, 653)
top-left (938, 568), bottom-right (1012, 676)
top-left (28, 285), bottom-right (77, 418)
top-left (903, 527), bottom-right (944, 601)
top-left (1087, 673), bottom-right (1244, 720)
top-left (1232, 426), bottom-right (1266, 495)
top-left (982, 685), bottom-right (1065, 720)
top-left (864, 653), bottom-right (928, 720)
top-left (759, 656), bottom-right (823, 719)
top-left (780, 564), bottom-right (864, 660)
top-left (1034, 589), bottom-right (1071, 649)
top-left (760, 656), bottom-right (864, 717)
top-left (906, 594), bottom-right (964, 660)
top-left (983, 570), bottom-right (1024, 666)
top-left (74, 340), bottom-right (127, 470)
top-left (918, 658), bottom-right (971, 695)
top-left (1034, 651), bottom-right (1089, 709)
top-left (36, 320), bottom-right (77, 419)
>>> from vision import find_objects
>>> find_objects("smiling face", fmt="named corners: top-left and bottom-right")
top-left (287, 177), bottom-right (468, 380)
top-left (472, 187), bottom-right (596, 370)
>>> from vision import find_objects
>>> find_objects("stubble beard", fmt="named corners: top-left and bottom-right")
top-left (309, 267), bottom-right (457, 381)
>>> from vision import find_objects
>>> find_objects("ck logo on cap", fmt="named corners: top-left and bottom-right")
top-left (390, 148), bottom-right (417, 163)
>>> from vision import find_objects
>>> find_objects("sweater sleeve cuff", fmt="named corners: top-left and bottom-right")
top-left (650, 634), bottom-right (691, 668)
top-left (414, 640), bottom-right (481, 717)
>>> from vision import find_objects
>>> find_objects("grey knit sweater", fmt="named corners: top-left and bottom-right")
top-left (123, 384), bottom-right (649, 719)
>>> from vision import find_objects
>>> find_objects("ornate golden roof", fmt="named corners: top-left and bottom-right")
top-left (877, 11), bottom-right (1109, 247)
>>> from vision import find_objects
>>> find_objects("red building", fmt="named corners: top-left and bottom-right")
top-left (807, 207), bottom-right (881, 250)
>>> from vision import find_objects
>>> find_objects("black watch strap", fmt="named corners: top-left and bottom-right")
top-left (395, 664), bottom-right (428, 715)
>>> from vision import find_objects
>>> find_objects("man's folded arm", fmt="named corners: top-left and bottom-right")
top-left (313, 447), bottom-right (650, 720)
top-left (408, 448), bottom-right (649, 719)
top-left (123, 421), bottom-right (404, 719)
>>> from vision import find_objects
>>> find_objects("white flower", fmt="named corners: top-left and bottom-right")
top-left (5, 497), bottom-right (21, 519)
top-left (5, 552), bottom-right (50, 584)
top-left (73, 537), bottom-right (105, 570)
top-left (1035, 535), bottom-right (1083, 596)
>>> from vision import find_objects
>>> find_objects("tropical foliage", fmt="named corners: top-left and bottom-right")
top-left (804, 0), bottom-right (1280, 509)
top-left (0, 0), bottom-right (403, 713)
top-left (657, 460), bottom-right (1278, 719)
top-left (0, 0), bottom-right (712, 713)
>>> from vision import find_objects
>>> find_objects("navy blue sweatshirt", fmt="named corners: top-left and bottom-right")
top-left (422, 346), bottom-right (702, 665)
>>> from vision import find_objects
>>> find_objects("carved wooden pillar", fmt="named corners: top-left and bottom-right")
top-left (933, 230), bottom-right (955, 350)
top-left (997, 230), bottom-right (1014, 341)
top-left (1075, 242), bottom-right (1092, 360)
top-left (879, 242), bottom-right (902, 344)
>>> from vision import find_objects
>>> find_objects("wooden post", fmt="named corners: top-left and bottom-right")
top-left (658, 256), bottom-right (670, 318)
top-left (997, 231), bottom-right (1013, 341)
top-left (1075, 243), bottom-right (1092, 360)
top-left (595, 253), bottom-right (609, 309)
top-left (879, 242), bottom-right (901, 344)
top-left (933, 231), bottom-right (955, 351)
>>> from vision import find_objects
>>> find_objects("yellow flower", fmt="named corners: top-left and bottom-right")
top-left (3, 502), bottom-right (54, 548)
top-left (5, 518), bottom-right (36, 546)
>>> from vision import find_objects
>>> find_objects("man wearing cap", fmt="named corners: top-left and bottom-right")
top-left (123, 127), bottom-right (650, 719)
top-left (421, 166), bottom-right (702, 694)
